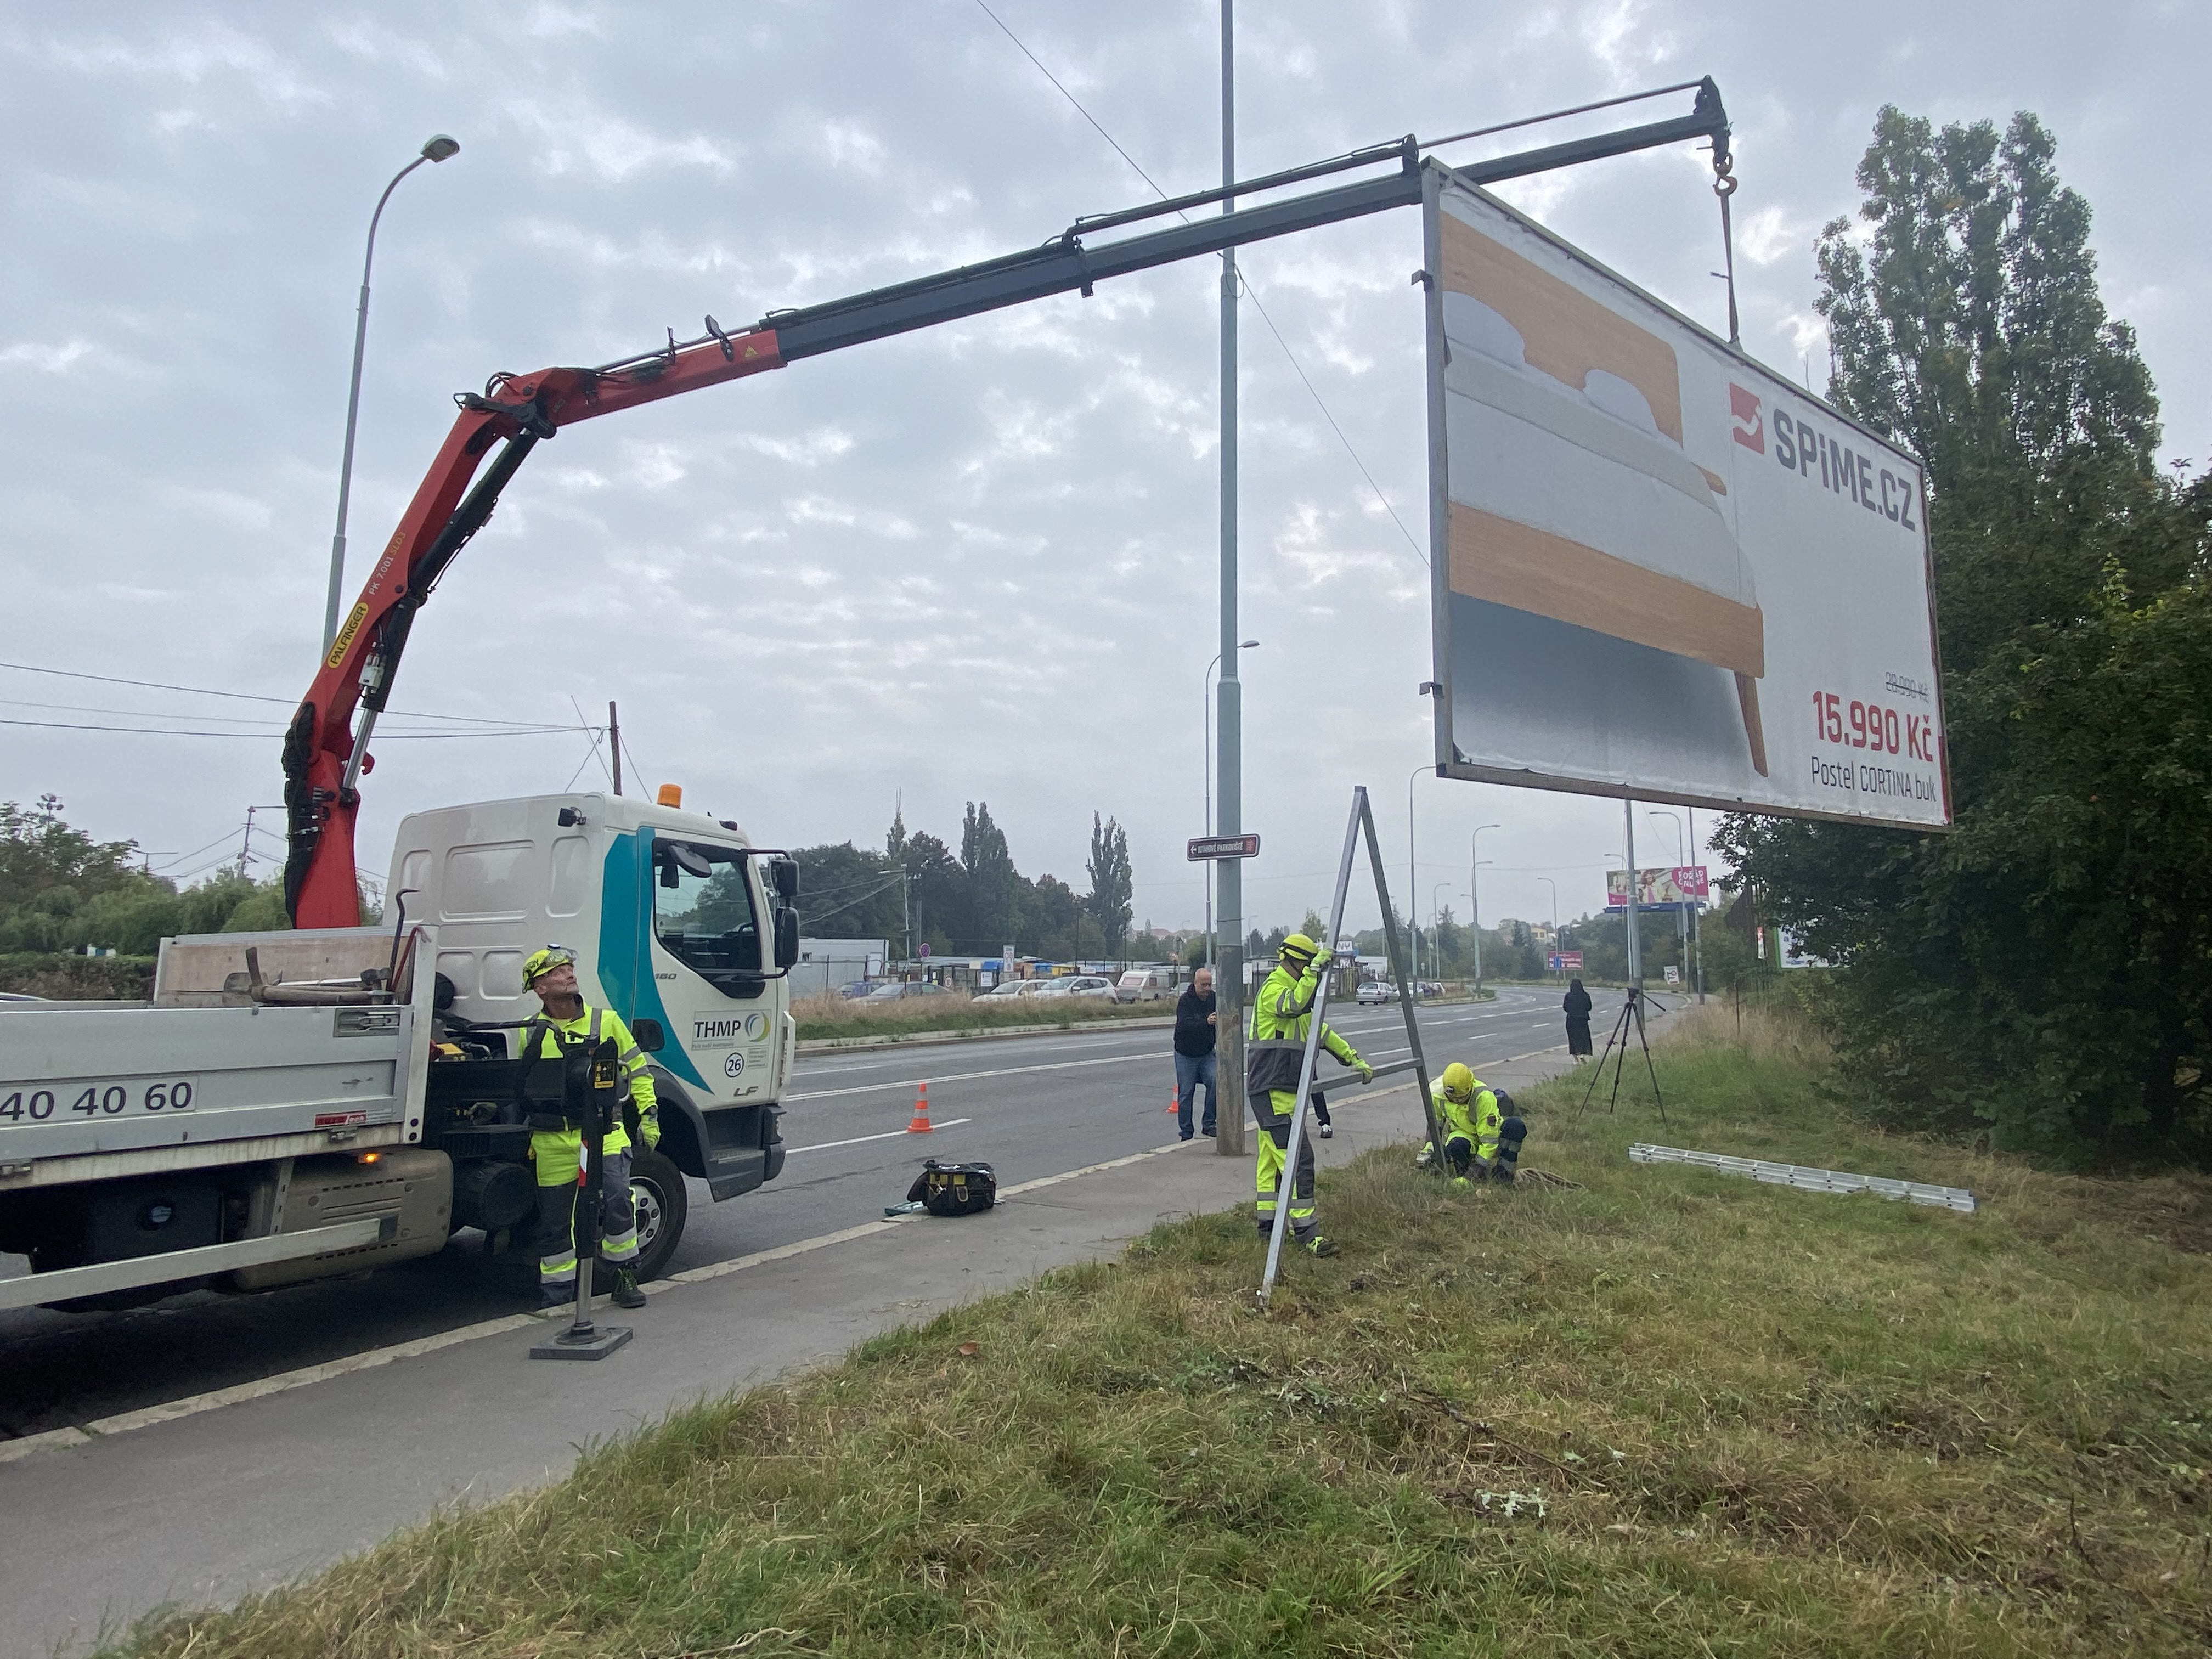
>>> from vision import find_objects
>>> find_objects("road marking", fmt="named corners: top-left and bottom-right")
top-left (785, 1119), bottom-right (973, 1155)
top-left (785, 1049), bottom-right (1160, 1102)
top-left (77, 1313), bottom-right (541, 1439)
top-left (0, 1425), bottom-right (92, 1464)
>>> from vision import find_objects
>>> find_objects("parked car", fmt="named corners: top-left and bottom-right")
top-left (866, 980), bottom-right (949, 1001)
top-left (971, 980), bottom-right (1038, 1003)
top-left (837, 980), bottom-right (876, 999)
top-left (1115, 967), bottom-right (1175, 1003)
top-left (1035, 974), bottom-right (1117, 1001)
top-left (1356, 979), bottom-right (1396, 1006)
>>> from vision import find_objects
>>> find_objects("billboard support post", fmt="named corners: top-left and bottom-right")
top-left (1623, 799), bottom-right (1641, 984)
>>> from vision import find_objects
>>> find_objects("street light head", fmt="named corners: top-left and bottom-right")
top-left (420, 134), bottom-right (460, 163)
top-left (1239, 638), bottom-right (1260, 649)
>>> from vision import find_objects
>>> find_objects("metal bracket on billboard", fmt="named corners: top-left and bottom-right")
top-left (1257, 787), bottom-right (1441, 1310)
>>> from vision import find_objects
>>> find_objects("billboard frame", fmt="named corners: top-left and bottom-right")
top-left (1423, 159), bottom-right (1951, 831)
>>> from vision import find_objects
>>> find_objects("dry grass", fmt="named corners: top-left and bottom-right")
top-left (792, 990), bottom-right (1173, 1042)
top-left (107, 1007), bottom-right (2212, 1657)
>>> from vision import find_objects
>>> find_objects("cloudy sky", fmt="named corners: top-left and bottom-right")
top-left (3, 1), bottom-right (2204, 941)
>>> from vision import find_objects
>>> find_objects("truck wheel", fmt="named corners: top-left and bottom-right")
top-left (619, 1148), bottom-right (688, 1282)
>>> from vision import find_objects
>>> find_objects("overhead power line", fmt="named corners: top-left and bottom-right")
top-left (973, 0), bottom-right (1427, 571)
top-left (0, 717), bottom-right (587, 740)
top-left (0, 658), bottom-right (550, 725)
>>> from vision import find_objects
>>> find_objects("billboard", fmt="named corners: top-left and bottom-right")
top-left (1606, 866), bottom-right (1708, 911)
top-left (1547, 950), bottom-right (1584, 972)
top-left (1422, 163), bottom-right (1950, 829)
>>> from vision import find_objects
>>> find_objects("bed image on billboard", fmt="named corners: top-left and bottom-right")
top-left (1421, 162), bottom-right (1950, 829)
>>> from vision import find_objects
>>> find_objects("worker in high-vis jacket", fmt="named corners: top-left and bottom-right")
top-left (1246, 932), bottom-right (1371, 1257)
top-left (1421, 1061), bottom-right (1526, 1188)
top-left (518, 945), bottom-right (659, 1310)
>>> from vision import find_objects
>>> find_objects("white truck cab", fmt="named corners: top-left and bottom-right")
top-left (389, 791), bottom-right (797, 1202)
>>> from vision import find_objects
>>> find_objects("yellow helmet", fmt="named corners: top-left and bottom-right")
top-left (1280, 932), bottom-right (1323, 964)
top-left (1440, 1062), bottom-right (1476, 1104)
top-left (522, 944), bottom-right (575, 986)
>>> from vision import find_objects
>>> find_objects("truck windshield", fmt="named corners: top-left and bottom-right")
top-left (653, 839), bottom-right (762, 995)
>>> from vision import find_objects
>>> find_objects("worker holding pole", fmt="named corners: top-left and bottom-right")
top-left (518, 946), bottom-right (658, 1310)
top-left (1246, 932), bottom-right (1370, 1257)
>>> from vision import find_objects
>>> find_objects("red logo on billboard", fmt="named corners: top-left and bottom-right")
top-left (1729, 383), bottom-right (1764, 454)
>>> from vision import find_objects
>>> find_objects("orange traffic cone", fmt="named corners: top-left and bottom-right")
top-left (907, 1080), bottom-right (933, 1133)
top-left (1166, 1087), bottom-right (1177, 1115)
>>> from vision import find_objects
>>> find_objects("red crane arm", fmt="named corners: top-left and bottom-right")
top-left (285, 328), bottom-right (783, 928)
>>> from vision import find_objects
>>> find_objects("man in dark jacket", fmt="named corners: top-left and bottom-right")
top-left (1173, 967), bottom-right (1218, 1141)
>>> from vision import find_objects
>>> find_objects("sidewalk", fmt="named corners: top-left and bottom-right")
top-left (2, 1048), bottom-right (1569, 1658)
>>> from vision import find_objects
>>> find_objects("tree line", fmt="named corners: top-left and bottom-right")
top-left (0, 795), bottom-right (291, 957)
top-left (1714, 108), bottom-right (2211, 1167)
top-left (792, 802), bottom-right (1140, 962)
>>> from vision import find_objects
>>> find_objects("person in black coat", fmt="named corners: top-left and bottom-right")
top-left (1563, 977), bottom-right (1594, 1059)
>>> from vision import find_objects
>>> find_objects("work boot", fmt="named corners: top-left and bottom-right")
top-left (1306, 1235), bottom-right (1340, 1259)
top-left (1318, 1122), bottom-right (1334, 1139)
top-left (610, 1267), bottom-right (647, 1309)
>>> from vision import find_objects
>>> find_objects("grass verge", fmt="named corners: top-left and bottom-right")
top-left (112, 1005), bottom-right (2211, 1656)
top-left (793, 992), bottom-right (1175, 1042)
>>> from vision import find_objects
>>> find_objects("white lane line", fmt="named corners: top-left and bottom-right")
top-left (79, 1313), bottom-right (541, 1438)
top-left (785, 1119), bottom-right (972, 1155)
top-left (785, 1048), bottom-right (1161, 1102)
top-left (0, 1425), bottom-right (92, 1464)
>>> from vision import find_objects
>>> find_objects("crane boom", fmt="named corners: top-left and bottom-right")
top-left (285, 82), bottom-right (1730, 926)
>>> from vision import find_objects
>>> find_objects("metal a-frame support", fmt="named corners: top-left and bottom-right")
top-left (1258, 785), bottom-right (1443, 1307)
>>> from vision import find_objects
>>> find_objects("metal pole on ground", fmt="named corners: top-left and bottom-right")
top-left (1212, 0), bottom-right (1246, 1160)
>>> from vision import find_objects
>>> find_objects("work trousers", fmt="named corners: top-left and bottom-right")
top-left (1254, 1093), bottom-right (1318, 1242)
top-left (537, 1148), bottom-right (637, 1289)
top-left (1174, 1050), bottom-right (1217, 1139)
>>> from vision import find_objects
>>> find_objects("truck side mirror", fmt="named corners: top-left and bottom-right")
top-left (774, 909), bottom-right (800, 969)
top-left (631, 1017), bottom-right (665, 1053)
top-left (773, 857), bottom-right (799, 902)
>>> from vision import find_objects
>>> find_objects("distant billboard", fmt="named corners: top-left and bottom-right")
top-left (1548, 950), bottom-right (1584, 972)
top-left (1422, 163), bottom-right (1950, 829)
top-left (1606, 866), bottom-right (1708, 911)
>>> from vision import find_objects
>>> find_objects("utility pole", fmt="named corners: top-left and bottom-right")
top-left (1212, 0), bottom-right (1246, 1159)
top-left (1406, 764), bottom-right (1425, 988)
top-left (607, 701), bottom-right (623, 795)
top-left (236, 806), bottom-right (256, 881)
top-left (1689, 805), bottom-right (1705, 1002)
top-left (1470, 821), bottom-right (1499, 989)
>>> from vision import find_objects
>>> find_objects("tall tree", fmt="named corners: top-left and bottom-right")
top-left (960, 802), bottom-right (1023, 953)
top-left (1717, 108), bottom-right (2212, 1162)
top-left (1084, 812), bottom-right (1134, 956)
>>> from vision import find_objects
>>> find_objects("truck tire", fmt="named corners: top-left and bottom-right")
top-left (618, 1147), bottom-right (688, 1282)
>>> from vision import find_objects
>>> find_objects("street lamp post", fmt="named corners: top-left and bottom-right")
top-left (323, 134), bottom-right (461, 655)
top-left (1470, 822), bottom-right (1500, 988)
top-left (1430, 880), bottom-right (1452, 980)
top-left (1536, 874), bottom-right (1558, 975)
top-left (1202, 639), bottom-right (1260, 967)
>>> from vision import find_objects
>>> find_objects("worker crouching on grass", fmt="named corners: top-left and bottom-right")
top-left (519, 946), bottom-right (658, 1311)
top-left (1420, 1061), bottom-right (1527, 1188)
top-left (1247, 932), bottom-right (1372, 1258)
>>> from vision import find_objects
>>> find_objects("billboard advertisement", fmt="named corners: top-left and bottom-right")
top-left (1423, 163), bottom-right (1950, 829)
top-left (1606, 866), bottom-right (1708, 911)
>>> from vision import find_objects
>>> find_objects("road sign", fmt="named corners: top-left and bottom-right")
top-left (1663, 965), bottom-right (1681, 985)
top-left (1187, 834), bottom-right (1261, 861)
top-left (1548, 950), bottom-right (1584, 972)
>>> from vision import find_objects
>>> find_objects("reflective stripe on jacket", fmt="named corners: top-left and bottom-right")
top-left (1245, 963), bottom-right (1361, 1103)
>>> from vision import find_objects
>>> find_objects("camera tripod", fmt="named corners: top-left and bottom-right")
top-left (1576, 984), bottom-right (1668, 1126)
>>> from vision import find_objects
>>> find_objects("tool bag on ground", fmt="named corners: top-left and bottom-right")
top-left (905, 1159), bottom-right (997, 1217)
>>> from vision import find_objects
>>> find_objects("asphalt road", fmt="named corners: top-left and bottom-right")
top-left (0, 986), bottom-right (1570, 1441)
